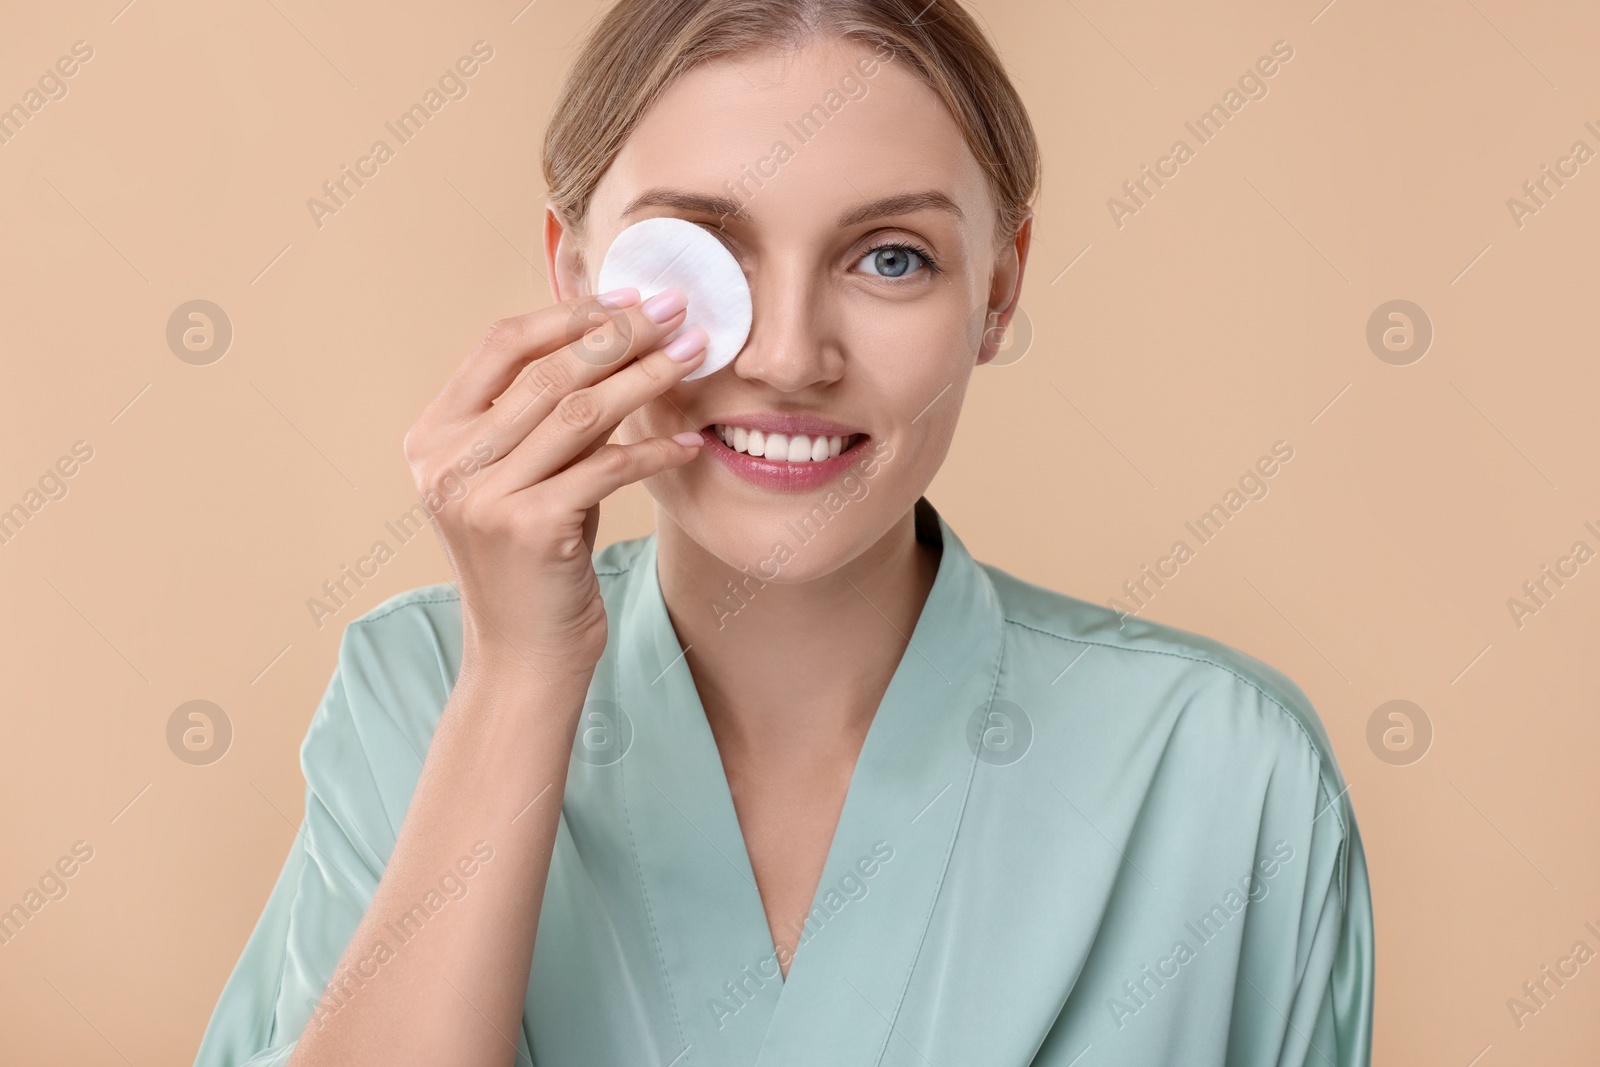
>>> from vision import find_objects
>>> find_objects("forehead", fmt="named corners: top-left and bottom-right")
top-left (591, 36), bottom-right (995, 235)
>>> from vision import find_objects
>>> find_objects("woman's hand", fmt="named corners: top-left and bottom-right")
top-left (403, 287), bottom-right (707, 681)
top-left (285, 289), bottom-right (708, 1067)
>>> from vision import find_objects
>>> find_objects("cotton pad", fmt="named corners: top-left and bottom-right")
top-left (597, 216), bottom-right (753, 382)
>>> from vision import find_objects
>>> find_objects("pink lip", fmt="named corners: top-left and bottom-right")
top-left (700, 426), bottom-right (874, 493)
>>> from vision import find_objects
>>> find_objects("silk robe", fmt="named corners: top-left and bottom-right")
top-left (194, 496), bottom-right (1374, 1066)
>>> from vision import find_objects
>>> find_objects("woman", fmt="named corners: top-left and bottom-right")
top-left (196, 1), bottom-right (1373, 1064)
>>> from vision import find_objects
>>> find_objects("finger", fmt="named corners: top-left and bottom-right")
top-left (487, 328), bottom-right (708, 494)
top-left (434, 288), bottom-right (646, 419)
top-left (531, 432), bottom-right (706, 520)
top-left (473, 291), bottom-right (691, 463)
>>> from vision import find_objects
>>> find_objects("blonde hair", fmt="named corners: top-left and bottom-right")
top-left (543, 0), bottom-right (1040, 249)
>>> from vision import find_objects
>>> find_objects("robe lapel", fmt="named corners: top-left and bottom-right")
top-left (751, 498), bottom-right (1005, 1067)
top-left (617, 531), bottom-right (784, 1067)
top-left (618, 497), bottom-right (1006, 1067)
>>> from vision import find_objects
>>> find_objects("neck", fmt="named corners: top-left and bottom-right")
top-left (654, 504), bottom-right (941, 751)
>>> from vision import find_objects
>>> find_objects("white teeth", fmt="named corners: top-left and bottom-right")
top-left (713, 424), bottom-right (858, 463)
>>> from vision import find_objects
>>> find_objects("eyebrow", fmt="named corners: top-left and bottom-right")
top-left (618, 188), bottom-right (964, 228)
top-left (837, 190), bottom-right (964, 228)
top-left (620, 189), bottom-right (751, 223)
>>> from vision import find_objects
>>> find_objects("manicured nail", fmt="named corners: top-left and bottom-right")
top-left (642, 288), bottom-right (688, 323)
top-left (596, 287), bottom-right (639, 309)
top-left (672, 431), bottom-right (704, 447)
top-left (662, 327), bottom-right (708, 362)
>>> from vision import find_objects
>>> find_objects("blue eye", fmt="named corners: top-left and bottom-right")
top-left (856, 243), bottom-right (936, 279)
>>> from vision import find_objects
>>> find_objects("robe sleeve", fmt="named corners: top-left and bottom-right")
top-left (1233, 709), bottom-right (1375, 1067)
top-left (192, 653), bottom-right (390, 1066)
top-left (1277, 783), bottom-right (1374, 1067)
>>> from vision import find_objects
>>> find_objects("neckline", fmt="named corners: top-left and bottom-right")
top-left (615, 496), bottom-right (1009, 1066)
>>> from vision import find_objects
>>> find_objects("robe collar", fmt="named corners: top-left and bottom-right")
top-left (615, 496), bottom-right (1007, 1067)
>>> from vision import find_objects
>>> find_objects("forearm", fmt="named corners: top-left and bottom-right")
top-left (287, 661), bottom-right (592, 1067)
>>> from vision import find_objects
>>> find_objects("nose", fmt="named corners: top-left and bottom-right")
top-left (729, 261), bottom-right (844, 392)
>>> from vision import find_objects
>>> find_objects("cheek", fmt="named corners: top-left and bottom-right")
top-left (618, 396), bottom-right (679, 443)
top-left (842, 299), bottom-right (976, 417)
top-left (964, 301), bottom-right (989, 353)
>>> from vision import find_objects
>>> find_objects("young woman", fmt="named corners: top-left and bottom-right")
top-left (196, 1), bottom-right (1373, 1064)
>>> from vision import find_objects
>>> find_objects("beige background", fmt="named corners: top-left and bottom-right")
top-left (2, 0), bottom-right (1596, 1062)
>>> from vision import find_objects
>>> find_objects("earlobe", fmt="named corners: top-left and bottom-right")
top-left (976, 309), bottom-right (1008, 367)
top-left (977, 211), bottom-right (1034, 367)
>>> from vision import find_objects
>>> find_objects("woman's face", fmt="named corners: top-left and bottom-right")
top-left (549, 35), bottom-right (1029, 581)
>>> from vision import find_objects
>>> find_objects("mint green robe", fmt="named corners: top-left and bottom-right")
top-left (195, 496), bottom-right (1373, 1066)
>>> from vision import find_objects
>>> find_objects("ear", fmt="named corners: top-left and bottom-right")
top-left (976, 209), bottom-right (1034, 367)
top-left (543, 203), bottom-right (587, 305)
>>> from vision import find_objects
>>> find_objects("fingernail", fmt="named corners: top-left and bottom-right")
top-left (596, 287), bottom-right (639, 308)
top-left (663, 327), bottom-right (708, 362)
top-left (672, 431), bottom-right (704, 447)
top-left (642, 288), bottom-right (688, 323)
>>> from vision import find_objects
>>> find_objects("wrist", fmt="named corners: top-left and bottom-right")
top-left (458, 646), bottom-right (599, 694)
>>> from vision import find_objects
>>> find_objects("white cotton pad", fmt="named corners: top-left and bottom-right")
top-left (597, 216), bottom-right (753, 382)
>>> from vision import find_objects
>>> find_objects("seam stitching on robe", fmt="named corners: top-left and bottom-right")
top-left (998, 618), bottom-right (1349, 842)
top-left (868, 607), bottom-right (1005, 1067)
top-left (1288, 831), bottom-right (1351, 1064)
top-left (258, 835), bottom-right (303, 1055)
top-left (353, 593), bottom-right (461, 624)
top-left (344, 552), bottom-right (636, 627)
top-left (613, 549), bottom-right (690, 1059)
top-left (338, 622), bottom-right (427, 858)
top-left (358, 603), bottom-right (448, 772)
top-left (1315, 775), bottom-right (1348, 907)
top-left (302, 647), bottom-right (394, 977)
top-left (260, 560), bottom-right (641, 1056)
top-left (285, 661), bottom-right (369, 1052)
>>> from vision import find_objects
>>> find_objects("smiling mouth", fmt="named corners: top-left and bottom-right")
top-left (707, 424), bottom-right (868, 464)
